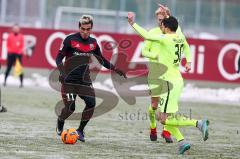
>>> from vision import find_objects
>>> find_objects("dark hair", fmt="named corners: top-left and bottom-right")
top-left (162, 16), bottom-right (178, 32)
top-left (78, 15), bottom-right (93, 28)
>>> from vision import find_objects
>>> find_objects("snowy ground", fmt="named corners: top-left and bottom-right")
top-left (1, 85), bottom-right (240, 159)
top-left (1, 70), bottom-right (240, 106)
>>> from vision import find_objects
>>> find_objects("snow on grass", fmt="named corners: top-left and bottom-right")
top-left (1, 73), bottom-right (239, 105)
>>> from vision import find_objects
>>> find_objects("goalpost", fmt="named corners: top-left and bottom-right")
top-left (54, 6), bottom-right (129, 32)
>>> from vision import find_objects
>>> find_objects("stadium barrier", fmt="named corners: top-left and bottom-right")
top-left (0, 26), bottom-right (239, 83)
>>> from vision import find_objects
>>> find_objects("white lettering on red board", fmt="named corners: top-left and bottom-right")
top-left (218, 43), bottom-right (240, 80)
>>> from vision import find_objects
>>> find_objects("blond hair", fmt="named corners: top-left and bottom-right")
top-left (79, 15), bottom-right (93, 28)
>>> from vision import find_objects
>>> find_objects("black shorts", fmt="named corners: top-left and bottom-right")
top-left (61, 82), bottom-right (95, 102)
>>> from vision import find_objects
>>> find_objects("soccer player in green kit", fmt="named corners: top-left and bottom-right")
top-left (143, 4), bottom-right (185, 143)
top-left (128, 13), bottom-right (209, 154)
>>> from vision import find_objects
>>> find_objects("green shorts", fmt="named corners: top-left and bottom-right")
top-left (148, 78), bottom-right (183, 113)
top-left (148, 79), bottom-right (172, 97)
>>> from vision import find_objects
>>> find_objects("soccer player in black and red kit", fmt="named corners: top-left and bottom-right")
top-left (55, 15), bottom-right (126, 142)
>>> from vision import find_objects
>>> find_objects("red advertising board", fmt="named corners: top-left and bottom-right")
top-left (0, 26), bottom-right (239, 83)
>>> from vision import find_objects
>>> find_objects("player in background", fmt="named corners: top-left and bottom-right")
top-left (55, 15), bottom-right (126, 142)
top-left (4, 24), bottom-right (25, 87)
top-left (128, 13), bottom-right (209, 154)
top-left (142, 4), bottom-right (185, 142)
top-left (0, 106), bottom-right (7, 112)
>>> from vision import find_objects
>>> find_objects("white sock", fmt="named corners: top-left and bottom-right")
top-left (197, 120), bottom-right (202, 129)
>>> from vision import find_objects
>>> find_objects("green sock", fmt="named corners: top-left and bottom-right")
top-left (165, 114), bottom-right (197, 127)
top-left (164, 125), bottom-right (184, 142)
top-left (148, 105), bottom-right (157, 129)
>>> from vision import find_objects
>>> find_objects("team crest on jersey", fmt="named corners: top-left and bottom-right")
top-left (90, 44), bottom-right (94, 50)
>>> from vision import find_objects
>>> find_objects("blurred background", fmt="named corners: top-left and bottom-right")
top-left (0, 0), bottom-right (239, 39)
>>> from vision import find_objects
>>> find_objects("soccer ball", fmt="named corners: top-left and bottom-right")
top-left (61, 128), bottom-right (78, 144)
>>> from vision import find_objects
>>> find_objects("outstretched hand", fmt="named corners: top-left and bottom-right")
top-left (157, 3), bottom-right (171, 17)
top-left (127, 12), bottom-right (135, 25)
top-left (185, 62), bottom-right (191, 73)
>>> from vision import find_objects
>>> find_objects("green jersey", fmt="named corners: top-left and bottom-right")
top-left (134, 23), bottom-right (191, 80)
top-left (142, 27), bottom-right (163, 79)
top-left (142, 26), bottom-right (185, 80)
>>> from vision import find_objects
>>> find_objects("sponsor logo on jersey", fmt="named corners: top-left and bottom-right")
top-left (73, 51), bottom-right (92, 57)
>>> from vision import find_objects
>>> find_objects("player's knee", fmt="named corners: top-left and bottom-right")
top-left (151, 104), bottom-right (158, 110)
top-left (151, 101), bottom-right (158, 110)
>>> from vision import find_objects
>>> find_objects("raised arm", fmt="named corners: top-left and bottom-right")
top-left (128, 12), bottom-right (164, 41)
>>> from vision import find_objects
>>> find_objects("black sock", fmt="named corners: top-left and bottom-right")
top-left (78, 120), bottom-right (89, 132)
